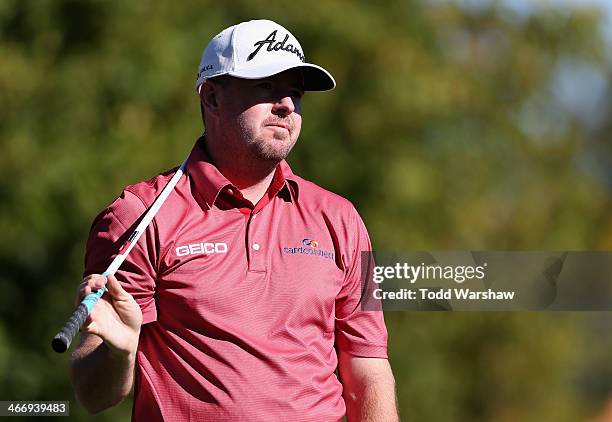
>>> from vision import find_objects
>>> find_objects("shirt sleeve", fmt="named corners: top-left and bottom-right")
top-left (83, 189), bottom-right (159, 324)
top-left (334, 206), bottom-right (388, 358)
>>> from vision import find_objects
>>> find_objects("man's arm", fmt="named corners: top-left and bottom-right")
top-left (70, 333), bottom-right (137, 413)
top-left (69, 274), bottom-right (142, 414)
top-left (338, 351), bottom-right (399, 422)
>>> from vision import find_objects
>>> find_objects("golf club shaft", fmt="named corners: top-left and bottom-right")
top-left (51, 158), bottom-right (188, 353)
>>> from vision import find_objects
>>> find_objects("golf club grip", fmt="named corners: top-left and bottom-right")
top-left (51, 303), bottom-right (88, 353)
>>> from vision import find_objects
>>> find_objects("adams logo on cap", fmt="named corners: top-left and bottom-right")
top-left (247, 30), bottom-right (305, 62)
top-left (195, 19), bottom-right (336, 92)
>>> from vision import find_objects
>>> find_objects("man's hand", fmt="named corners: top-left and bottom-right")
top-left (77, 274), bottom-right (142, 357)
top-left (70, 274), bottom-right (142, 414)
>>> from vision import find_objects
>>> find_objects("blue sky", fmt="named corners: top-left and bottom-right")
top-left (449, 0), bottom-right (612, 43)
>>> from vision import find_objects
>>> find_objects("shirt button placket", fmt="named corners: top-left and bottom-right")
top-left (247, 212), bottom-right (266, 272)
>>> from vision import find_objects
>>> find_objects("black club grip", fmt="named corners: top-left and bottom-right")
top-left (51, 303), bottom-right (89, 353)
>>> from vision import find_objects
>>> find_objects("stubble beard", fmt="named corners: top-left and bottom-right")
top-left (238, 118), bottom-right (298, 164)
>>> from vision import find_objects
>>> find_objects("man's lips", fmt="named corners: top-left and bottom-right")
top-left (266, 122), bottom-right (290, 130)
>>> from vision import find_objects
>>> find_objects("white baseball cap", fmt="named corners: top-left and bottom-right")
top-left (195, 19), bottom-right (336, 92)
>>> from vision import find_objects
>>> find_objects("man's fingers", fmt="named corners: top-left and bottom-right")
top-left (76, 274), bottom-right (108, 304)
top-left (105, 274), bottom-right (131, 301)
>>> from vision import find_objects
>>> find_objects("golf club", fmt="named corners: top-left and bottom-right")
top-left (51, 157), bottom-right (188, 353)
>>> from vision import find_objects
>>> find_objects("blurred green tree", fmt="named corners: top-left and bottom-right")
top-left (0, 0), bottom-right (610, 420)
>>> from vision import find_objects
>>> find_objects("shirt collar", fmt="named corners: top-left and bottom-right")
top-left (277, 160), bottom-right (300, 203)
top-left (186, 136), bottom-right (300, 209)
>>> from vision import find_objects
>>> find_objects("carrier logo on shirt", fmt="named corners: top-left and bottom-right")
top-left (283, 238), bottom-right (334, 260)
top-left (302, 238), bottom-right (319, 248)
top-left (176, 242), bottom-right (228, 256)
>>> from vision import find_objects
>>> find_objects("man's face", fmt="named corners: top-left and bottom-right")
top-left (210, 70), bottom-right (304, 163)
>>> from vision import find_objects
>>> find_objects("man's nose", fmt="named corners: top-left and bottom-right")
top-left (272, 95), bottom-right (296, 116)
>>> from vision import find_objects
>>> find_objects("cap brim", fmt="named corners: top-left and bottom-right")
top-left (228, 62), bottom-right (336, 91)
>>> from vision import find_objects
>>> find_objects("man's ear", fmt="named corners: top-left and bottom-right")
top-left (199, 81), bottom-right (220, 117)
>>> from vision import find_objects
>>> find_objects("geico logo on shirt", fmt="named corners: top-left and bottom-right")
top-left (176, 242), bottom-right (228, 256)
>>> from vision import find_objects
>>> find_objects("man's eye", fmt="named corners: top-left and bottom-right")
top-left (257, 82), bottom-right (273, 90)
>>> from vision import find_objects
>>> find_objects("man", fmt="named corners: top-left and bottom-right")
top-left (70, 19), bottom-right (398, 421)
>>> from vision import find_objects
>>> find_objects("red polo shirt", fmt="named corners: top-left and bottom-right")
top-left (84, 137), bottom-right (388, 421)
